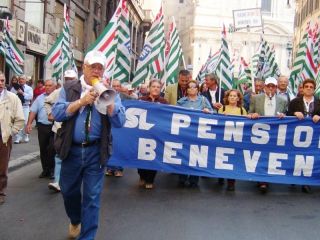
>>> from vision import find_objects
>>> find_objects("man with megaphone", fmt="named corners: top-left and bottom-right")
top-left (52, 50), bottom-right (126, 240)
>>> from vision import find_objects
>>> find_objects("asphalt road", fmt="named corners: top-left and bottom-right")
top-left (1, 161), bottom-right (320, 240)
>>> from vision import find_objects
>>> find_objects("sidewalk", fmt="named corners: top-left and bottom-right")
top-left (9, 128), bottom-right (40, 171)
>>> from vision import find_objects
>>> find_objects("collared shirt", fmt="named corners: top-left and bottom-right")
top-left (30, 93), bottom-right (52, 125)
top-left (277, 89), bottom-right (294, 103)
top-left (177, 95), bottom-right (213, 111)
top-left (52, 84), bottom-right (125, 143)
top-left (264, 94), bottom-right (276, 116)
top-left (209, 89), bottom-right (217, 104)
top-left (303, 96), bottom-right (315, 117)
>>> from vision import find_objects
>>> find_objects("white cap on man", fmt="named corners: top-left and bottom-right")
top-left (64, 69), bottom-right (78, 79)
top-left (84, 50), bottom-right (107, 66)
top-left (265, 77), bottom-right (278, 86)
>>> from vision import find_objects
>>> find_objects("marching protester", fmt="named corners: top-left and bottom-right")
top-left (25, 79), bottom-right (57, 179)
top-left (137, 83), bottom-right (149, 97)
top-left (287, 79), bottom-right (320, 194)
top-left (218, 89), bottom-right (247, 191)
top-left (243, 78), bottom-right (265, 111)
top-left (202, 73), bottom-right (225, 113)
top-left (164, 69), bottom-right (190, 105)
top-left (277, 75), bottom-right (295, 106)
top-left (33, 80), bottom-right (46, 100)
top-left (0, 72), bottom-right (24, 204)
top-left (45, 70), bottom-right (78, 192)
top-left (52, 50), bottom-right (125, 239)
top-left (176, 80), bottom-right (213, 187)
top-left (202, 73), bottom-right (225, 185)
top-left (9, 75), bottom-right (18, 91)
top-left (105, 79), bottom-right (136, 177)
top-left (138, 79), bottom-right (168, 189)
top-left (248, 77), bottom-right (287, 193)
top-left (11, 74), bottom-right (33, 144)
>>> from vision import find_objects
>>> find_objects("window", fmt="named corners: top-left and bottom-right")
top-left (261, 0), bottom-right (271, 12)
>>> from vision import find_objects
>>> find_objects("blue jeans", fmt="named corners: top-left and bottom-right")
top-left (54, 154), bottom-right (62, 184)
top-left (60, 144), bottom-right (104, 240)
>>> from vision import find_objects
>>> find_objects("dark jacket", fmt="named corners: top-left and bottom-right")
top-left (54, 80), bottom-right (111, 166)
top-left (287, 96), bottom-right (320, 117)
top-left (202, 87), bottom-right (226, 109)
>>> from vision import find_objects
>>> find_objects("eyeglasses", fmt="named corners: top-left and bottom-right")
top-left (304, 85), bottom-right (314, 89)
top-left (188, 85), bottom-right (198, 89)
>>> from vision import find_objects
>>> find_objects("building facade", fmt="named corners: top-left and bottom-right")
top-left (0, 0), bottom-right (151, 84)
top-left (163, 0), bottom-right (295, 78)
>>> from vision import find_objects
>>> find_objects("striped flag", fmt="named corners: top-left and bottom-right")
top-left (215, 24), bottom-right (233, 90)
top-left (237, 57), bottom-right (251, 94)
top-left (112, 0), bottom-right (131, 82)
top-left (163, 17), bottom-right (183, 85)
top-left (45, 4), bottom-right (76, 80)
top-left (206, 49), bottom-right (220, 73)
top-left (252, 37), bottom-right (280, 80)
top-left (132, 7), bottom-right (165, 87)
top-left (87, 2), bottom-right (122, 72)
top-left (0, 19), bottom-right (24, 74)
top-left (289, 24), bottom-right (309, 94)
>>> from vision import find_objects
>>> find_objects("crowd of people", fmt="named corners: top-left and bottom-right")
top-left (1, 49), bottom-right (319, 239)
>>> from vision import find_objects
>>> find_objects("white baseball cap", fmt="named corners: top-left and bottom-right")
top-left (265, 77), bottom-right (278, 86)
top-left (64, 69), bottom-right (78, 79)
top-left (84, 50), bottom-right (107, 66)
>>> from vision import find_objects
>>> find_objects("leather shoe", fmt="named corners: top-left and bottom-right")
top-left (301, 185), bottom-right (312, 194)
top-left (259, 184), bottom-right (268, 194)
top-left (218, 178), bottom-right (224, 185)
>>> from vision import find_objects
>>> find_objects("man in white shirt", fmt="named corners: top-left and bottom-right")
top-left (11, 75), bottom-right (33, 143)
top-left (248, 77), bottom-right (287, 193)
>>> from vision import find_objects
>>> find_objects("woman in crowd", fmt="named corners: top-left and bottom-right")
top-left (218, 89), bottom-right (247, 191)
top-left (138, 79), bottom-right (168, 189)
top-left (176, 80), bottom-right (213, 187)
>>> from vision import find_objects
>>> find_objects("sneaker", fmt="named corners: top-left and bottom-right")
top-left (14, 139), bottom-right (21, 144)
top-left (68, 223), bottom-right (81, 239)
top-left (48, 182), bottom-right (61, 193)
top-left (145, 183), bottom-right (154, 189)
top-left (24, 136), bottom-right (30, 143)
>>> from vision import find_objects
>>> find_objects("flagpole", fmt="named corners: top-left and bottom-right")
top-left (219, 63), bottom-right (222, 103)
top-left (247, 26), bottom-right (255, 93)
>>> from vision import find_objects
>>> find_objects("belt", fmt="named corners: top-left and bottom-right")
top-left (72, 140), bottom-right (100, 148)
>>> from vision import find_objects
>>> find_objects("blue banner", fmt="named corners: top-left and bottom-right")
top-left (109, 100), bottom-right (320, 185)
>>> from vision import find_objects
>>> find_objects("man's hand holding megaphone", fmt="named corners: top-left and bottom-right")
top-left (90, 77), bottom-right (116, 116)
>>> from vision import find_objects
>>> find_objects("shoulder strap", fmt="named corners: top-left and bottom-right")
top-left (240, 107), bottom-right (243, 115)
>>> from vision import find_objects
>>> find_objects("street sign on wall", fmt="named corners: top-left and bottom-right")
top-left (233, 8), bottom-right (262, 30)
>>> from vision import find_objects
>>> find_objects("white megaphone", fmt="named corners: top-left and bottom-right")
top-left (91, 78), bottom-right (116, 114)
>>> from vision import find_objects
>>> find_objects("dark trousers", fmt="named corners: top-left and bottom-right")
top-left (138, 169), bottom-right (157, 184)
top-left (37, 123), bottom-right (55, 174)
top-left (0, 136), bottom-right (12, 195)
